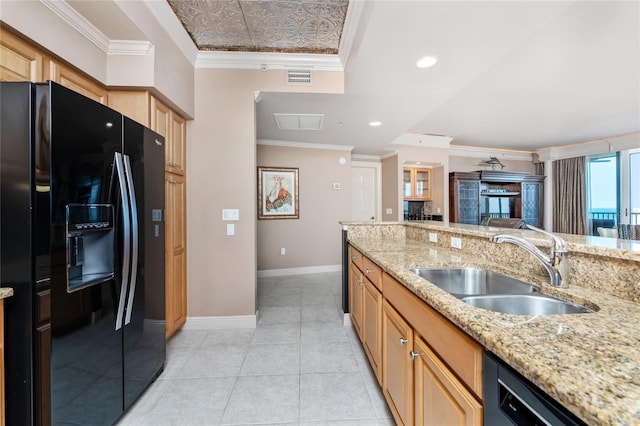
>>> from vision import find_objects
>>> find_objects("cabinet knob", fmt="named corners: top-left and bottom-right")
top-left (365, 268), bottom-right (370, 274)
top-left (410, 351), bottom-right (420, 360)
top-left (399, 338), bottom-right (408, 345)
top-left (169, 179), bottom-right (177, 184)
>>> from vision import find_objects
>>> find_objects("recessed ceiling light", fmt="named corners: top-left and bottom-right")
top-left (416, 56), bottom-right (438, 69)
top-left (369, 121), bottom-right (382, 127)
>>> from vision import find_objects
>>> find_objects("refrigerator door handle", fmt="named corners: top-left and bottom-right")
top-left (123, 154), bottom-right (138, 326)
top-left (114, 152), bottom-right (131, 331)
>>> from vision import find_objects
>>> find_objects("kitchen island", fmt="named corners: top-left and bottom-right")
top-left (343, 221), bottom-right (640, 426)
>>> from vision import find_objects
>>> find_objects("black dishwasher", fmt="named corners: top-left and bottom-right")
top-left (484, 352), bottom-right (587, 426)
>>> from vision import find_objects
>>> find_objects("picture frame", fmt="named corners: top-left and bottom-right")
top-left (258, 167), bottom-right (299, 219)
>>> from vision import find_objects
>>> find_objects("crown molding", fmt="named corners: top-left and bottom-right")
top-left (40, 0), bottom-right (110, 53)
top-left (338, 0), bottom-right (365, 68)
top-left (40, 0), bottom-right (155, 56)
top-left (449, 145), bottom-right (534, 161)
top-left (143, 0), bottom-right (198, 63)
top-left (195, 51), bottom-right (344, 71)
top-left (536, 132), bottom-right (640, 161)
top-left (391, 133), bottom-right (453, 149)
top-left (257, 139), bottom-right (353, 152)
top-left (108, 40), bottom-right (153, 55)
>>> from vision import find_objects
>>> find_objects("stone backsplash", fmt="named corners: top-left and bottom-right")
top-left (344, 221), bottom-right (640, 303)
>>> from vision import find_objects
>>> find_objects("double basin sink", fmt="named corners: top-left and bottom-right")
top-left (410, 267), bottom-right (593, 315)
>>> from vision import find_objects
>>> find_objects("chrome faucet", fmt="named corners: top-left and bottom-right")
top-left (490, 224), bottom-right (568, 287)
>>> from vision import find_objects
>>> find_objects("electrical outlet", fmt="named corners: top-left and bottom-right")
top-left (450, 237), bottom-right (462, 249)
top-left (280, 248), bottom-right (286, 256)
top-left (226, 224), bottom-right (235, 236)
top-left (386, 208), bottom-right (393, 214)
top-left (429, 233), bottom-right (437, 243)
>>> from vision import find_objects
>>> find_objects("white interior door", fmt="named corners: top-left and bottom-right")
top-left (352, 165), bottom-right (379, 221)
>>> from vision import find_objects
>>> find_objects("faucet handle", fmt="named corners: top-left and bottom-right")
top-left (525, 224), bottom-right (567, 253)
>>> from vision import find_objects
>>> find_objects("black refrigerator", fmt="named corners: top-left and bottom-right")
top-left (0, 81), bottom-right (166, 425)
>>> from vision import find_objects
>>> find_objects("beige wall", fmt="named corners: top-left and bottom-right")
top-left (381, 155), bottom-right (398, 221)
top-left (449, 156), bottom-right (536, 174)
top-left (431, 166), bottom-right (445, 215)
top-left (256, 145), bottom-right (351, 271)
top-left (188, 68), bottom-right (344, 317)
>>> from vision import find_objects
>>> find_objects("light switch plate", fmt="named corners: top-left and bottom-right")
top-left (226, 224), bottom-right (235, 235)
top-left (429, 233), bottom-right (437, 243)
top-left (332, 183), bottom-right (341, 190)
top-left (386, 208), bottom-right (393, 214)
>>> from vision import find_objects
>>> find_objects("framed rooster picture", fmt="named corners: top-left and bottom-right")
top-left (258, 167), bottom-right (299, 219)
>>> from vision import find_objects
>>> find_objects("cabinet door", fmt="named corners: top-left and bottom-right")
top-left (168, 112), bottom-right (186, 175)
top-left (107, 91), bottom-right (150, 126)
top-left (151, 96), bottom-right (171, 138)
top-left (413, 336), bottom-right (482, 426)
top-left (521, 182), bottom-right (543, 227)
top-left (454, 180), bottom-right (480, 224)
top-left (165, 173), bottom-right (187, 338)
top-left (382, 300), bottom-right (414, 426)
top-left (349, 266), bottom-right (364, 339)
top-left (0, 28), bottom-right (46, 82)
top-left (49, 61), bottom-right (107, 104)
top-left (403, 169), bottom-right (413, 197)
top-left (362, 279), bottom-right (382, 384)
top-left (414, 169), bottom-right (431, 200)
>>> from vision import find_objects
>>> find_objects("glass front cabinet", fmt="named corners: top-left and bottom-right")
top-left (403, 168), bottom-right (432, 200)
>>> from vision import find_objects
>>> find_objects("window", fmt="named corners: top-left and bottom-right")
top-left (587, 149), bottom-right (640, 235)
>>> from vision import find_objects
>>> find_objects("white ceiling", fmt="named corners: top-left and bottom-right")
top-left (63, 0), bottom-right (640, 156)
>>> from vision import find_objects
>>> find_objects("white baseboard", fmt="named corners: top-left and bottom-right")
top-left (343, 313), bottom-right (352, 327)
top-left (183, 314), bottom-right (257, 330)
top-left (257, 264), bottom-right (342, 278)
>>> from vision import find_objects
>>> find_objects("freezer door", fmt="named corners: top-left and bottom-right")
top-left (47, 81), bottom-right (126, 425)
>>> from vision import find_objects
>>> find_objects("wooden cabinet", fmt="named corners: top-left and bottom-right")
top-left (404, 168), bottom-right (431, 200)
top-left (165, 174), bottom-right (187, 338)
top-left (375, 271), bottom-right (484, 425)
top-left (449, 171), bottom-right (544, 227)
top-left (349, 257), bottom-right (364, 338)
top-left (109, 92), bottom-right (186, 175)
top-left (349, 245), bottom-right (383, 385)
top-left (0, 26), bottom-right (46, 82)
top-left (48, 61), bottom-right (107, 104)
top-left (414, 335), bottom-right (483, 426)
top-left (382, 300), bottom-right (414, 426)
top-left (362, 277), bottom-right (382, 384)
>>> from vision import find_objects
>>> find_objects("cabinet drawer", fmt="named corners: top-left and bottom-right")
top-left (349, 245), bottom-right (363, 271)
top-left (362, 257), bottom-right (382, 291)
top-left (383, 272), bottom-right (483, 400)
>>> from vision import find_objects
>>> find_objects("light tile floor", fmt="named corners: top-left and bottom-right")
top-left (118, 272), bottom-right (394, 425)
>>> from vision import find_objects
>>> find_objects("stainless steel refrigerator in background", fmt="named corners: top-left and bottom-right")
top-left (0, 81), bottom-right (166, 425)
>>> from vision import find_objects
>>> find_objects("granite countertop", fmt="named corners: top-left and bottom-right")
top-left (347, 234), bottom-right (640, 426)
top-left (0, 287), bottom-right (13, 299)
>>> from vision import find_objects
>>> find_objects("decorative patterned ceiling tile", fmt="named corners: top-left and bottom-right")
top-left (167, 0), bottom-right (349, 53)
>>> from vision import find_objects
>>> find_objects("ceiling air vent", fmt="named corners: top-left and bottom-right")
top-left (274, 113), bottom-right (324, 130)
top-left (287, 70), bottom-right (312, 84)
